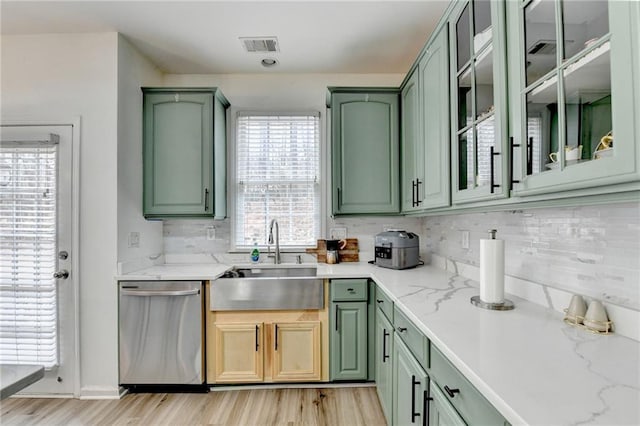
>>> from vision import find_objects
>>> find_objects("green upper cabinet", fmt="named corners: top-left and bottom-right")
top-left (143, 87), bottom-right (229, 219)
top-left (329, 89), bottom-right (400, 215)
top-left (420, 23), bottom-right (452, 210)
top-left (507, 0), bottom-right (640, 197)
top-left (401, 71), bottom-right (423, 213)
top-left (401, 23), bottom-right (451, 213)
top-left (450, 0), bottom-right (510, 204)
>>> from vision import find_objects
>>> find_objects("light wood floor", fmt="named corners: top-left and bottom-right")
top-left (0, 387), bottom-right (386, 426)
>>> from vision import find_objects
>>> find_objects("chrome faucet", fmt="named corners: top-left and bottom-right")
top-left (268, 219), bottom-right (281, 264)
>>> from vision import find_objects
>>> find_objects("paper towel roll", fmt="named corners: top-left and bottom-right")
top-left (480, 238), bottom-right (505, 303)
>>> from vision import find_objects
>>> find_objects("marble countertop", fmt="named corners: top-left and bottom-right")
top-left (118, 261), bottom-right (640, 425)
top-left (0, 364), bottom-right (45, 400)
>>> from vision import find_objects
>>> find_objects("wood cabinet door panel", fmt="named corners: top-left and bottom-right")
top-left (214, 323), bottom-right (263, 383)
top-left (272, 321), bottom-right (321, 382)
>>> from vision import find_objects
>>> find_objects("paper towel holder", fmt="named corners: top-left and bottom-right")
top-left (470, 295), bottom-right (514, 311)
top-left (470, 229), bottom-right (514, 311)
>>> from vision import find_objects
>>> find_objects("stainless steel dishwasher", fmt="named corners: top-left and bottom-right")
top-left (118, 281), bottom-right (204, 389)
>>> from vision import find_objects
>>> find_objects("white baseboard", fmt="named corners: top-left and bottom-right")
top-left (79, 386), bottom-right (121, 399)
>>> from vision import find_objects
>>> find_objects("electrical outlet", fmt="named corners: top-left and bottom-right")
top-left (461, 230), bottom-right (470, 249)
top-left (128, 232), bottom-right (140, 248)
top-left (330, 227), bottom-right (347, 239)
top-left (206, 226), bottom-right (216, 240)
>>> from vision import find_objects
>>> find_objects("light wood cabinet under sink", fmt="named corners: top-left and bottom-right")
top-left (205, 281), bottom-right (329, 384)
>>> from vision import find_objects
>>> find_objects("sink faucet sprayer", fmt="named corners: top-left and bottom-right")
top-left (268, 219), bottom-right (281, 264)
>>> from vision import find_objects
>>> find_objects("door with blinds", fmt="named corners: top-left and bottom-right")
top-left (0, 124), bottom-right (76, 395)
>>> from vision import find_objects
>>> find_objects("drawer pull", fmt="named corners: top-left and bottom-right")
top-left (376, 299), bottom-right (384, 304)
top-left (411, 375), bottom-right (421, 422)
top-left (347, 288), bottom-right (354, 292)
top-left (444, 385), bottom-right (460, 398)
top-left (398, 327), bottom-right (407, 333)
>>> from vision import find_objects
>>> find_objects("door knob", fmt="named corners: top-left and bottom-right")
top-left (53, 270), bottom-right (69, 279)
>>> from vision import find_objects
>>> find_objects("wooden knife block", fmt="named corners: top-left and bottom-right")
top-left (306, 238), bottom-right (359, 263)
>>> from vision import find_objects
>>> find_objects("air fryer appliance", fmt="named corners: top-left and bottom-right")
top-left (374, 230), bottom-right (420, 270)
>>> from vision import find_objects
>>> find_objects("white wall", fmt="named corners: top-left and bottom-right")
top-left (117, 35), bottom-right (164, 266)
top-left (1, 33), bottom-right (120, 396)
top-left (161, 73), bottom-right (426, 260)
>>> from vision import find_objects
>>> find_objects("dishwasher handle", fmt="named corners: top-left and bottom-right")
top-left (120, 289), bottom-right (200, 297)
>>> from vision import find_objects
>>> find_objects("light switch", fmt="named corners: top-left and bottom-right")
top-left (330, 227), bottom-right (347, 239)
top-left (206, 226), bottom-right (216, 240)
top-left (461, 230), bottom-right (470, 249)
top-left (128, 232), bottom-right (140, 248)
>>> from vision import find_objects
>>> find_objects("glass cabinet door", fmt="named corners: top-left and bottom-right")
top-left (523, 0), bottom-right (610, 174)
top-left (509, 0), bottom-right (639, 196)
top-left (451, 0), bottom-right (509, 203)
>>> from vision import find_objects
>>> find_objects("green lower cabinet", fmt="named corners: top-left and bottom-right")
top-left (393, 336), bottom-right (429, 426)
top-left (330, 301), bottom-right (367, 380)
top-left (429, 382), bottom-right (466, 426)
top-left (375, 308), bottom-right (393, 424)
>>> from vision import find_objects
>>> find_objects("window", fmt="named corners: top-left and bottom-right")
top-left (0, 141), bottom-right (58, 367)
top-left (235, 113), bottom-right (320, 249)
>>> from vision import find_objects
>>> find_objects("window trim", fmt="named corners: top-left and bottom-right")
top-left (228, 109), bottom-right (326, 252)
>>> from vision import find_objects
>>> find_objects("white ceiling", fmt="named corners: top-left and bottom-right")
top-left (1, 1), bottom-right (450, 74)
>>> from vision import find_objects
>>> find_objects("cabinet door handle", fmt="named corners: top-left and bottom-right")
top-left (411, 375), bottom-right (421, 423)
top-left (335, 305), bottom-right (339, 331)
top-left (204, 188), bottom-right (210, 211)
top-left (376, 299), bottom-right (384, 304)
top-left (337, 187), bottom-right (342, 209)
top-left (509, 137), bottom-right (520, 191)
top-left (490, 146), bottom-right (501, 194)
top-left (411, 179), bottom-right (416, 207)
top-left (274, 324), bottom-right (278, 351)
top-left (444, 385), bottom-right (460, 398)
top-left (527, 136), bottom-right (534, 175)
top-left (423, 389), bottom-right (433, 426)
top-left (415, 179), bottom-right (423, 206)
top-left (382, 329), bottom-right (390, 362)
top-left (398, 327), bottom-right (407, 333)
top-left (255, 325), bottom-right (259, 352)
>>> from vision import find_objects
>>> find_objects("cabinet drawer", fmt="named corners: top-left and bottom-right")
top-left (393, 306), bottom-right (428, 370)
top-left (374, 285), bottom-right (394, 321)
top-left (430, 345), bottom-right (506, 425)
top-left (330, 279), bottom-right (368, 301)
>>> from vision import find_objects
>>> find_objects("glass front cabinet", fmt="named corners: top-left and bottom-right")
top-left (450, 0), bottom-right (510, 204)
top-left (507, 0), bottom-right (640, 197)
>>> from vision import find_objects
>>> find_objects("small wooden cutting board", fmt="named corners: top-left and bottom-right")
top-left (306, 238), bottom-right (359, 263)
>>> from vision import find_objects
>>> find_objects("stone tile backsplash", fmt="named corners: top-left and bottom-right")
top-left (423, 202), bottom-right (640, 310)
top-left (163, 202), bottom-right (639, 312)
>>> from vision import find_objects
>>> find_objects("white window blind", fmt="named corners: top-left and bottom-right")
top-left (0, 141), bottom-right (58, 368)
top-left (235, 114), bottom-right (320, 248)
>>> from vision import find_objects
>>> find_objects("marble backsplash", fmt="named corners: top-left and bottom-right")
top-left (162, 203), bottom-right (638, 312)
top-left (423, 202), bottom-right (640, 311)
top-left (163, 216), bottom-right (425, 263)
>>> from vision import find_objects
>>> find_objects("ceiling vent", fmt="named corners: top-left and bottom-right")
top-left (240, 37), bottom-right (279, 53)
top-left (528, 40), bottom-right (557, 55)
